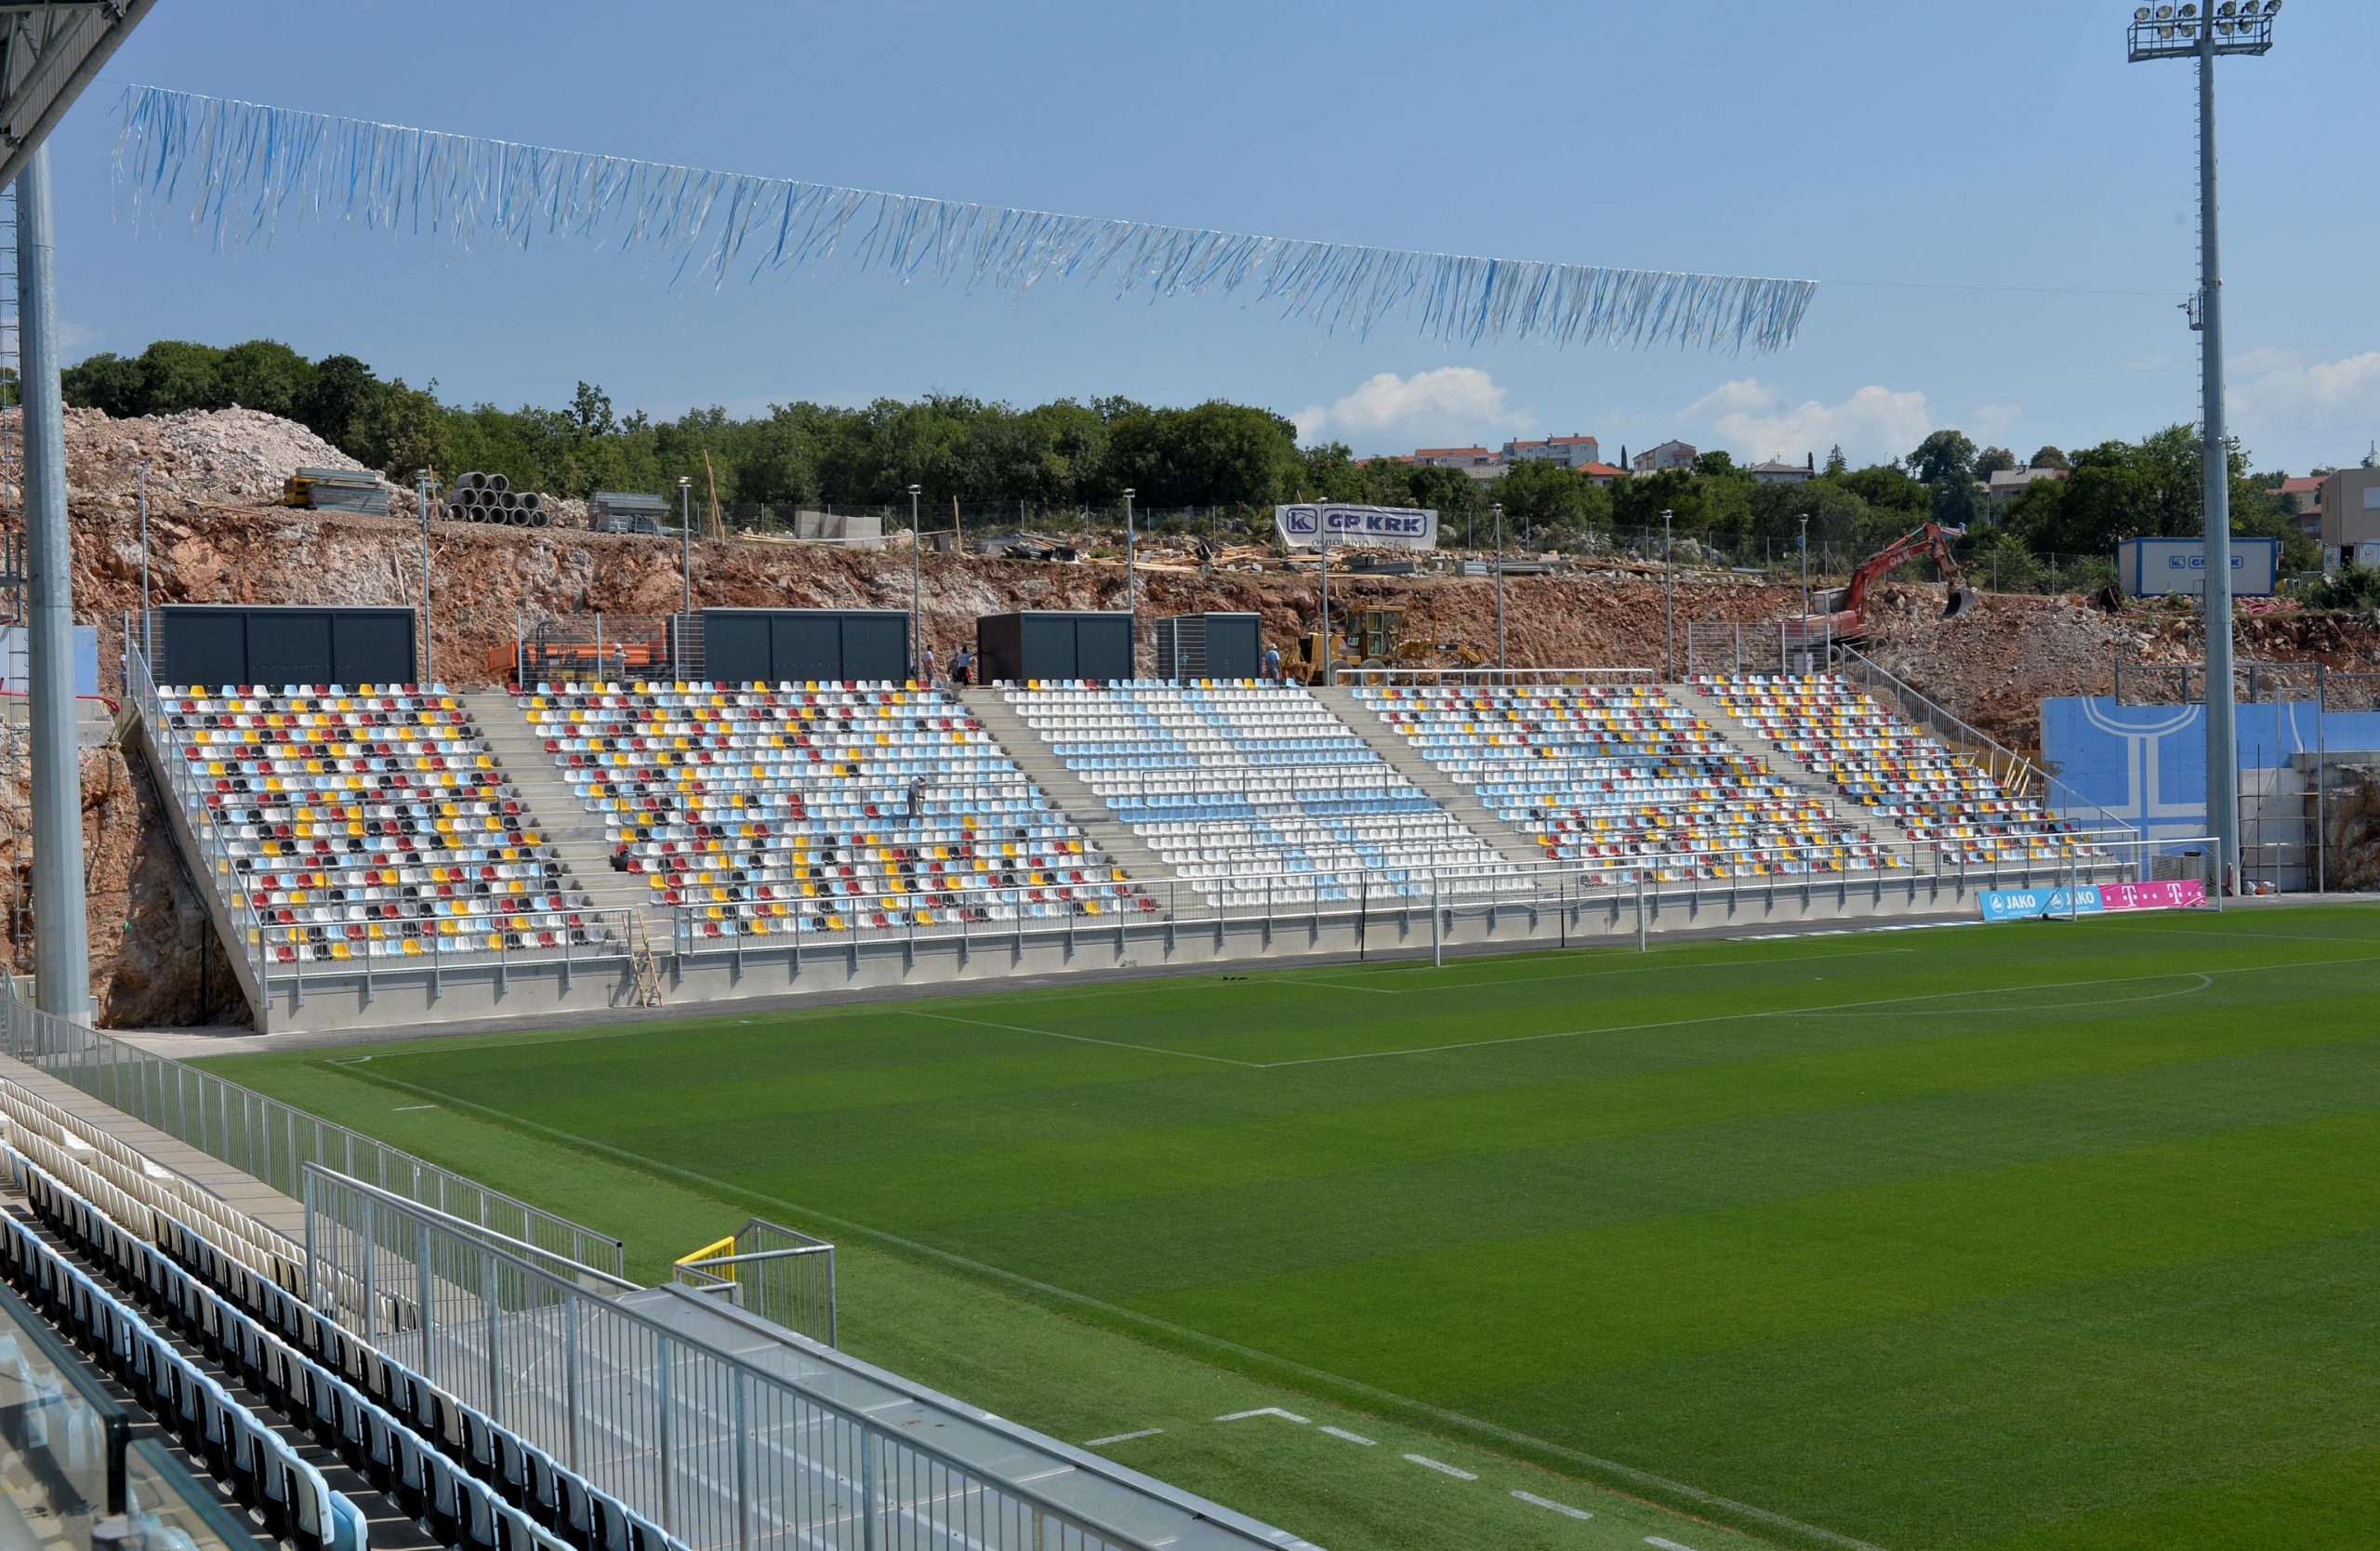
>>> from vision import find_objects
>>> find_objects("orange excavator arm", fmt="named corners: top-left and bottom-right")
top-left (1841, 522), bottom-right (1974, 622)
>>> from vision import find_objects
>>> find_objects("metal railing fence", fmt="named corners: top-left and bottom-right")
top-left (668, 828), bottom-right (2157, 965)
top-left (0, 974), bottom-right (625, 1277)
top-left (304, 1170), bottom-right (1281, 1551)
top-left (1837, 650), bottom-right (2142, 841)
top-left (671, 1218), bottom-right (836, 1348)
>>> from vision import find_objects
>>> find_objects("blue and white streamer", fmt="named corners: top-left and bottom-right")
top-left (113, 86), bottom-right (1817, 354)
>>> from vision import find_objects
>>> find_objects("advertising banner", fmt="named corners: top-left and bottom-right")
top-left (1980, 880), bottom-right (2205, 921)
top-left (2116, 537), bottom-right (2281, 598)
top-left (1979, 888), bottom-right (2107, 922)
top-left (1273, 503), bottom-right (1439, 551)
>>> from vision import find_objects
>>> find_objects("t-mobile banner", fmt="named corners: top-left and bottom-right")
top-left (2096, 879), bottom-right (2206, 912)
top-left (1274, 503), bottom-right (1439, 551)
top-left (1979, 880), bottom-right (2205, 921)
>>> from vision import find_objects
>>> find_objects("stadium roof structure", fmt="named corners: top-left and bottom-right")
top-left (0, 1), bottom-right (160, 187)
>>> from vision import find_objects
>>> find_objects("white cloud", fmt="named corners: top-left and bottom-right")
top-left (2231, 351), bottom-right (2380, 439)
top-left (1683, 379), bottom-right (1936, 468)
top-left (2124, 352), bottom-right (2175, 373)
top-left (1293, 367), bottom-right (1532, 452)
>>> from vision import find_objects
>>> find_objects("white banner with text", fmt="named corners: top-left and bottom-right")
top-left (1273, 503), bottom-right (1439, 551)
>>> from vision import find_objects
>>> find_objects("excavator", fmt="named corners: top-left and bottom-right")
top-left (1784, 521), bottom-right (1974, 651)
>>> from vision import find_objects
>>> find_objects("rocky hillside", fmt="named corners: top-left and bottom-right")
top-left (9, 404), bottom-right (2380, 1025)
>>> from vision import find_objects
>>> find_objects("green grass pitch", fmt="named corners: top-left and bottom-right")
top-left (204, 906), bottom-right (2380, 1551)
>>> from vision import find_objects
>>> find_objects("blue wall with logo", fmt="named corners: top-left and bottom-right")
top-left (2041, 697), bottom-right (2380, 850)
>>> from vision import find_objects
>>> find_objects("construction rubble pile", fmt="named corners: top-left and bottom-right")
top-left (37, 405), bottom-right (406, 515)
top-left (2, 403), bottom-right (2377, 1025)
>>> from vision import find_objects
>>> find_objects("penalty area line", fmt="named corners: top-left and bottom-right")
top-left (337, 1067), bottom-right (1891, 1551)
top-left (1256, 955), bottom-right (2379, 1069)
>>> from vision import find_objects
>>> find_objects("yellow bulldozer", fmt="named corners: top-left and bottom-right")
top-left (1289, 605), bottom-right (1482, 683)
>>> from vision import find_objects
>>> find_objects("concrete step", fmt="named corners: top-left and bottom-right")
top-left (959, 688), bottom-right (1179, 882)
top-left (460, 692), bottom-right (675, 944)
top-left (1308, 686), bottom-right (1548, 869)
top-left (1664, 682), bottom-right (1897, 844)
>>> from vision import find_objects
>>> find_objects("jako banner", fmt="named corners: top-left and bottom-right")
top-left (1274, 504), bottom-right (1439, 551)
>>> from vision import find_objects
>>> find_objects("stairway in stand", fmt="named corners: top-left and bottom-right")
top-left (1308, 686), bottom-right (1550, 869)
top-left (459, 691), bottom-right (678, 959)
top-left (1663, 682), bottom-right (1894, 848)
top-left (958, 687), bottom-right (1179, 883)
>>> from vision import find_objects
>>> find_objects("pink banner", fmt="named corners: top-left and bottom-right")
top-left (2096, 880), bottom-right (2206, 912)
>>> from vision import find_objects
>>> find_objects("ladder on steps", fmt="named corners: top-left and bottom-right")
top-left (628, 914), bottom-right (665, 1007)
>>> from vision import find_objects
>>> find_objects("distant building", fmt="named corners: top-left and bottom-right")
top-left (1632, 440), bottom-right (1697, 474)
top-left (1501, 433), bottom-right (1601, 469)
top-left (1410, 444), bottom-right (1499, 470)
top-left (1983, 466), bottom-right (2067, 510)
top-left (2273, 474), bottom-right (2325, 540)
top-left (1746, 457), bottom-right (1815, 486)
top-left (2320, 466), bottom-right (2380, 566)
top-left (1575, 460), bottom-right (1626, 488)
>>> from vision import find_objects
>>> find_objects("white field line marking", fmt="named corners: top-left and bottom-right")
top-left (1319, 1425), bottom-right (1377, 1445)
top-left (1252, 956), bottom-right (2380, 1070)
top-left (1646, 1539), bottom-right (1701, 1550)
top-left (1273, 944), bottom-right (1920, 991)
top-left (1815, 974), bottom-right (2212, 1017)
top-left (1081, 1428), bottom-right (1163, 1447)
top-left (1405, 1453), bottom-right (1478, 1479)
top-left (1214, 1406), bottom-right (1310, 1424)
top-left (1259, 976), bottom-right (1404, 994)
top-left (391, 1103), bottom-right (438, 1110)
top-left (908, 1009), bottom-right (1263, 1067)
top-left (346, 1072), bottom-right (1895, 1551)
top-left (1513, 1490), bottom-right (1593, 1520)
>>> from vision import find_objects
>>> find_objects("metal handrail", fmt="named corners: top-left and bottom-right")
top-left (669, 826), bottom-right (2151, 959)
top-left (0, 974), bottom-right (626, 1276)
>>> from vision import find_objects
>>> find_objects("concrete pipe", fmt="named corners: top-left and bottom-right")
top-left (507, 506), bottom-right (533, 528)
top-left (527, 508), bottom-right (551, 529)
top-left (462, 471), bottom-right (488, 492)
top-left (486, 472), bottom-right (512, 495)
top-left (518, 491), bottom-right (543, 513)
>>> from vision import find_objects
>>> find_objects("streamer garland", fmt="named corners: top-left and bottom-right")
top-left (114, 86), bottom-right (1817, 355)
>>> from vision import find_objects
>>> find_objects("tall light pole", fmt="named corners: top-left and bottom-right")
top-left (18, 146), bottom-right (87, 1021)
top-left (678, 475), bottom-right (693, 676)
top-left (1316, 497), bottom-right (1331, 684)
top-left (1492, 501), bottom-right (1506, 670)
top-left (1661, 509), bottom-right (1675, 682)
top-left (137, 461), bottom-right (151, 664)
top-left (1798, 513), bottom-right (1810, 619)
top-left (415, 469), bottom-right (433, 683)
top-left (907, 484), bottom-right (923, 678)
top-left (2129, 0), bottom-right (2276, 895)
top-left (1122, 488), bottom-right (1137, 617)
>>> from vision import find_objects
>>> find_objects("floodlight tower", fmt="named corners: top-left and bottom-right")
top-left (2127, 0), bottom-right (2277, 895)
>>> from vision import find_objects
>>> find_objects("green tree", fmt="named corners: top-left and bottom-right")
top-left (1976, 445), bottom-right (2017, 478)
top-left (215, 339), bottom-right (316, 420)
top-left (1823, 444), bottom-right (1847, 477)
top-left (302, 355), bottom-right (381, 453)
top-left (1907, 430), bottom-right (1978, 485)
top-left (2029, 445), bottom-right (2069, 471)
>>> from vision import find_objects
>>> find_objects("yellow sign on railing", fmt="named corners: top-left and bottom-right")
top-left (676, 1235), bottom-right (738, 1281)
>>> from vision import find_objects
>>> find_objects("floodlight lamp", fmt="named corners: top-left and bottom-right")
top-left (2265, 0), bottom-right (2281, 14)
top-left (2179, 2), bottom-right (2196, 16)
top-left (2134, 4), bottom-right (2151, 16)
top-left (2216, 1), bottom-right (2235, 15)
top-left (2155, 4), bottom-right (2173, 16)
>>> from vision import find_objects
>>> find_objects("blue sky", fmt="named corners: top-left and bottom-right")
top-left (42, 0), bottom-right (2380, 473)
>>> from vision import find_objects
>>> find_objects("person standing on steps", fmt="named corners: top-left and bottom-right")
top-left (919, 642), bottom-right (938, 688)
top-left (907, 772), bottom-right (927, 826)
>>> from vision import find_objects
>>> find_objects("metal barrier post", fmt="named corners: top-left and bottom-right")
top-left (1635, 870), bottom-right (1647, 951)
